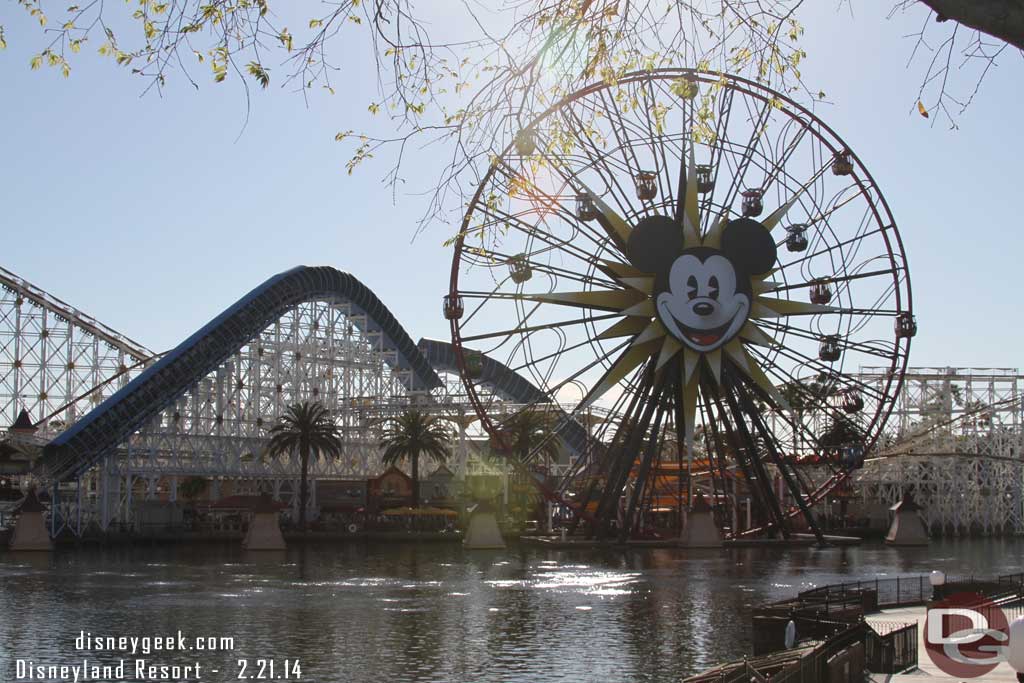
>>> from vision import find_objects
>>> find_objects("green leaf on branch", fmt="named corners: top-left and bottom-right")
top-left (278, 28), bottom-right (293, 51)
top-left (246, 61), bottom-right (270, 88)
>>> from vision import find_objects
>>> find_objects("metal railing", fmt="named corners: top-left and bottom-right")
top-left (865, 622), bottom-right (917, 674)
top-left (695, 574), bottom-right (1024, 682)
top-left (798, 575), bottom-right (933, 608)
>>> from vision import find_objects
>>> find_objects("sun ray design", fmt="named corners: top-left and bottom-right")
top-left (574, 184), bottom-right (632, 248)
top-left (583, 339), bottom-right (663, 408)
top-left (656, 336), bottom-right (683, 371)
top-left (519, 133), bottom-right (837, 424)
top-left (598, 317), bottom-right (650, 340)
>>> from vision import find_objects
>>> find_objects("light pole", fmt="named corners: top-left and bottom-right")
top-left (929, 570), bottom-right (945, 600)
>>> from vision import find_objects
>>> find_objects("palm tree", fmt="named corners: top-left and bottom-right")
top-left (379, 410), bottom-right (452, 508)
top-left (492, 408), bottom-right (563, 529)
top-left (498, 408), bottom-right (562, 469)
top-left (267, 401), bottom-right (343, 529)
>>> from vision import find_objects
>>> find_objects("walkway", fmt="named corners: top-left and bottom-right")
top-left (867, 605), bottom-right (1020, 682)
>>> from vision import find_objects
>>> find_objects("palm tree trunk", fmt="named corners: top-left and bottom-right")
top-left (411, 449), bottom-right (420, 508)
top-left (299, 441), bottom-right (310, 530)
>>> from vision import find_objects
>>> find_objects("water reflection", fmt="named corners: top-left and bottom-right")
top-left (0, 539), bottom-right (1021, 683)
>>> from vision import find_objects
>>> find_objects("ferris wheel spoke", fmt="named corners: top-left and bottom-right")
top-left (696, 86), bottom-right (736, 233)
top-left (674, 95), bottom-right (697, 226)
top-left (459, 313), bottom-right (621, 344)
top-left (702, 388), bottom-right (752, 517)
top-left (771, 267), bottom-right (898, 295)
top-left (523, 118), bottom-right (646, 258)
top-left (556, 106), bottom-right (631, 191)
top-left (595, 87), bottom-right (647, 178)
top-left (762, 119), bottom-right (811, 193)
top-left (775, 209), bottom-right (883, 274)
top-left (713, 375), bottom-right (790, 533)
top-left (503, 331), bottom-right (630, 379)
top-left (460, 242), bottom-right (621, 290)
top-left (569, 362), bottom-right (657, 526)
top-left (638, 78), bottom-right (681, 212)
top-left (716, 98), bottom-right (773, 214)
top-left (557, 102), bottom-right (638, 214)
top-left (531, 152), bottom-right (637, 256)
top-left (759, 160), bottom-right (838, 233)
top-left (730, 371), bottom-right (826, 541)
top-left (492, 152), bottom-right (626, 257)
top-left (697, 390), bottom-right (733, 507)
top-left (746, 341), bottom-right (889, 406)
top-left (486, 159), bottom-right (617, 259)
top-left (756, 318), bottom-right (897, 363)
top-left (472, 201), bottom-right (611, 268)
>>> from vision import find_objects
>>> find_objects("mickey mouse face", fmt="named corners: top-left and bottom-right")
top-left (627, 215), bottom-right (777, 353)
top-left (657, 250), bottom-right (750, 351)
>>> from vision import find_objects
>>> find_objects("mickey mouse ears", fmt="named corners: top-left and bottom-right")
top-left (720, 217), bottom-right (777, 275)
top-left (626, 215), bottom-right (682, 274)
top-left (626, 214), bottom-right (776, 276)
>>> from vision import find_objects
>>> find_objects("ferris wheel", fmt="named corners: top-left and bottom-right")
top-left (445, 69), bottom-right (915, 541)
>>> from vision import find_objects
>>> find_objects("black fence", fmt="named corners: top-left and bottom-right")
top-left (700, 574), bottom-right (1024, 683)
top-left (865, 621), bottom-right (918, 674)
top-left (798, 573), bottom-right (1022, 610)
top-left (799, 575), bottom-right (932, 608)
top-left (999, 572), bottom-right (1024, 587)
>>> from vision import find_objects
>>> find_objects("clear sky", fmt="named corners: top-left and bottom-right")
top-left (1, 3), bottom-right (1022, 372)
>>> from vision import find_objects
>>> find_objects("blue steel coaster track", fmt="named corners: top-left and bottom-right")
top-left (39, 266), bottom-right (441, 483)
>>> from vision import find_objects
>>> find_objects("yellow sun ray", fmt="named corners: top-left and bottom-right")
top-left (655, 336), bottom-right (683, 370)
top-left (597, 317), bottom-right (649, 340)
top-left (723, 338), bottom-right (751, 373)
top-left (743, 355), bottom-right (790, 411)
top-left (682, 347), bottom-right (700, 385)
top-left (598, 260), bottom-right (646, 280)
top-left (753, 297), bottom-right (834, 318)
top-left (739, 321), bottom-right (778, 347)
top-left (576, 186), bottom-right (632, 247)
top-left (705, 348), bottom-right (723, 383)
top-left (701, 215), bottom-right (729, 250)
top-left (619, 299), bottom-right (656, 317)
top-left (762, 177), bottom-right (816, 231)
top-left (583, 339), bottom-right (663, 407)
top-left (753, 280), bottom-right (783, 294)
top-left (682, 146), bottom-right (701, 246)
top-left (526, 289), bottom-right (646, 312)
top-left (633, 319), bottom-right (667, 346)
top-left (618, 277), bottom-right (654, 294)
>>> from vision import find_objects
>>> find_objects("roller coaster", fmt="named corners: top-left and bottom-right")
top-left (0, 265), bottom-right (597, 535)
top-left (2, 262), bottom-right (1021, 539)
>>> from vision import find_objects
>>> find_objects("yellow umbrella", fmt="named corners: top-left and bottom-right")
top-left (381, 507), bottom-right (457, 517)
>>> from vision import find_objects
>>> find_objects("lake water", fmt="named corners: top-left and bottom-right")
top-left (1, 539), bottom-right (1022, 683)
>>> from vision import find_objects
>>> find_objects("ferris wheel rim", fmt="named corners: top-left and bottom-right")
top-left (447, 68), bottom-right (914, 534)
